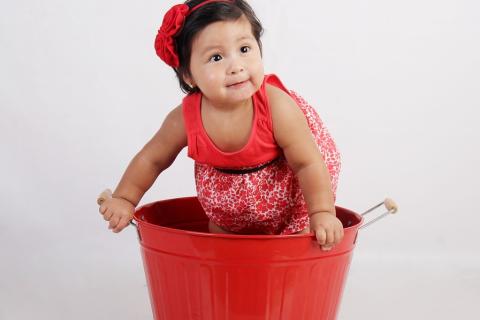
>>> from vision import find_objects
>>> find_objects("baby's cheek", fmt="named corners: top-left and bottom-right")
top-left (204, 72), bottom-right (223, 86)
top-left (252, 62), bottom-right (264, 87)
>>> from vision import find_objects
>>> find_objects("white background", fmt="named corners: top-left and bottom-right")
top-left (1, 0), bottom-right (479, 319)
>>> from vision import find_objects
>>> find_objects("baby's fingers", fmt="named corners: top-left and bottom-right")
top-left (99, 203), bottom-right (107, 215)
top-left (103, 208), bottom-right (113, 221)
top-left (326, 228), bottom-right (335, 245)
top-left (321, 244), bottom-right (333, 251)
top-left (108, 215), bottom-right (120, 230)
top-left (314, 227), bottom-right (327, 246)
top-left (319, 228), bottom-right (334, 251)
top-left (112, 216), bottom-right (131, 233)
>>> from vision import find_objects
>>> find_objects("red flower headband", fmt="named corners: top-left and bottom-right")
top-left (154, 0), bottom-right (233, 68)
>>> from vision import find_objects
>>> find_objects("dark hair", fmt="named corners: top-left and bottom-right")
top-left (173, 0), bottom-right (263, 94)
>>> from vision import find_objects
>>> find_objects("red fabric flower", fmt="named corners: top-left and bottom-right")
top-left (154, 4), bottom-right (189, 68)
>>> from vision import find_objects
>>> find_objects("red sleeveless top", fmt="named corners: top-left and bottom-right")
top-left (182, 74), bottom-right (289, 169)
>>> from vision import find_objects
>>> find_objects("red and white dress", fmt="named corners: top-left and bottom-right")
top-left (182, 74), bottom-right (341, 235)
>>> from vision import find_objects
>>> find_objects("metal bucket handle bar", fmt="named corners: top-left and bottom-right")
top-left (359, 198), bottom-right (398, 230)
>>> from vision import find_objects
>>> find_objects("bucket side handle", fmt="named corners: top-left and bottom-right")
top-left (96, 188), bottom-right (140, 234)
top-left (359, 198), bottom-right (398, 230)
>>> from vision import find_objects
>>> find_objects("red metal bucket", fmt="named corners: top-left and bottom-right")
top-left (133, 197), bottom-right (367, 320)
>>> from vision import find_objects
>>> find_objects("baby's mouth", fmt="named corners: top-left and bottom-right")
top-left (227, 79), bottom-right (249, 88)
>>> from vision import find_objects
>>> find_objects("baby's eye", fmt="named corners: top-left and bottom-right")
top-left (240, 46), bottom-right (251, 53)
top-left (209, 54), bottom-right (222, 62)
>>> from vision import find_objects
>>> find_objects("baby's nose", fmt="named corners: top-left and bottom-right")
top-left (228, 61), bottom-right (245, 74)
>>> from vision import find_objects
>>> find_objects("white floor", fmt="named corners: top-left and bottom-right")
top-left (338, 254), bottom-right (480, 319)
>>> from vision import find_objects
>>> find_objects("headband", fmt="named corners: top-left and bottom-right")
top-left (154, 0), bottom-right (233, 68)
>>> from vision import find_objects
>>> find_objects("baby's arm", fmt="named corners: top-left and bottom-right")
top-left (99, 105), bottom-right (187, 232)
top-left (267, 85), bottom-right (343, 249)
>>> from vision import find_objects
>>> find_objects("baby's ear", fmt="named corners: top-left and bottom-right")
top-left (183, 74), bottom-right (196, 89)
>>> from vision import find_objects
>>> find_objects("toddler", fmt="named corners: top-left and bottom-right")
top-left (99, 0), bottom-right (343, 250)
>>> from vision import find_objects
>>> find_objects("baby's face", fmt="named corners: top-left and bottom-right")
top-left (187, 15), bottom-right (264, 106)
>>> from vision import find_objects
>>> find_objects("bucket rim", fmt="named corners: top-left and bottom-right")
top-left (133, 200), bottom-right (364, 240)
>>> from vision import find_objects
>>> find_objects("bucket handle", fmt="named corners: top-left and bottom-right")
top-left (96, 188), bottom-right (140, 239)
top-left (358, 198), bottom-right (398, 230)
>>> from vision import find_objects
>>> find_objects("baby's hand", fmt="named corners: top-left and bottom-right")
top-left (99, 197), bottom-right (135, 233)
top-left (310, 212), bottom-right (344, 251)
